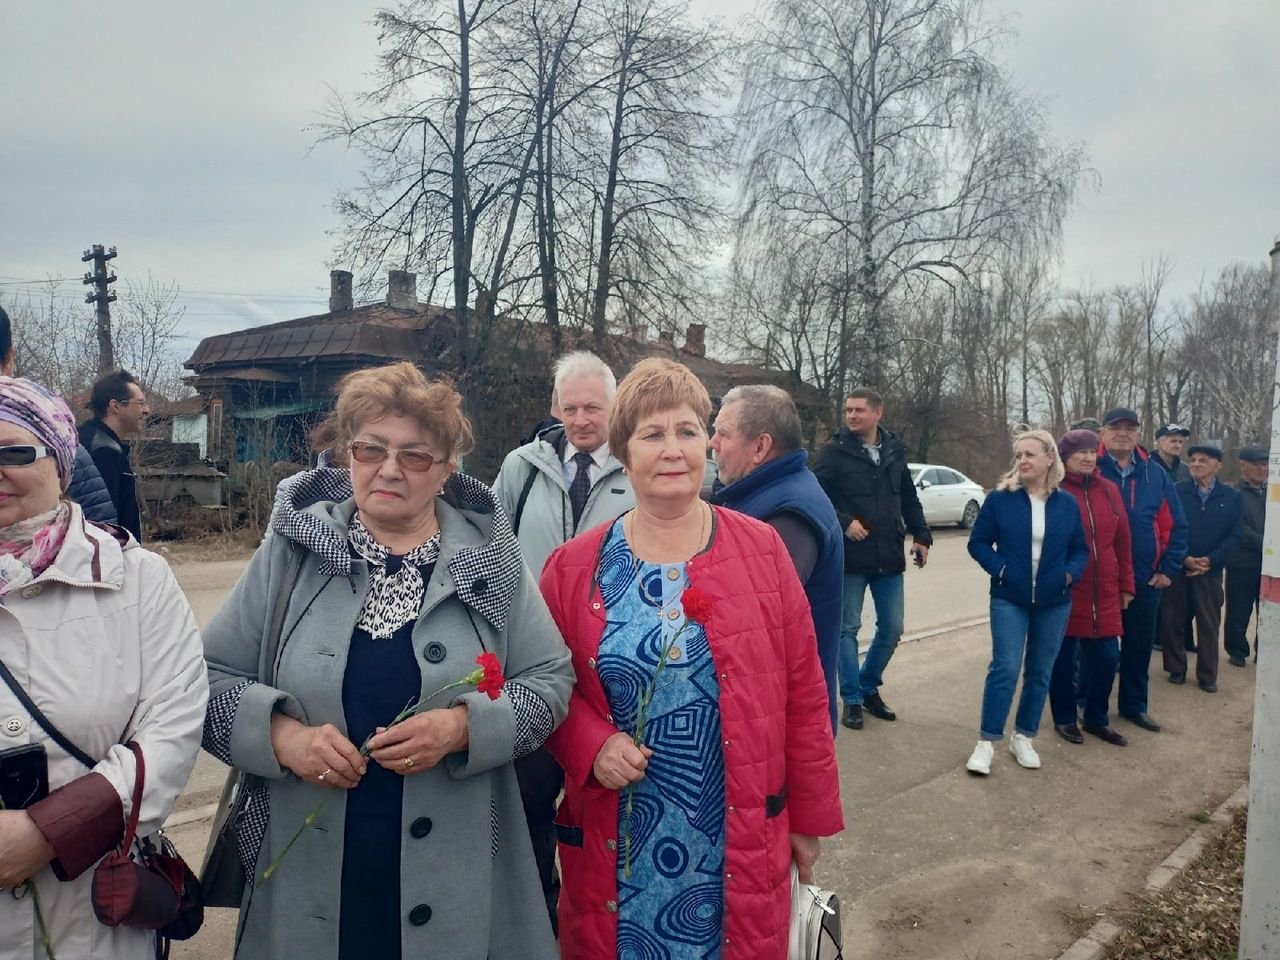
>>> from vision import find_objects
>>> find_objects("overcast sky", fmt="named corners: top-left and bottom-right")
top-left (2, 0), bottom-right (1276, 362)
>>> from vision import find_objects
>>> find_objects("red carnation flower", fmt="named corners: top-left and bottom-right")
top-left (474, 652), bottom-right (506, 700)
top-left (681, 587), bottom-right (713, 625)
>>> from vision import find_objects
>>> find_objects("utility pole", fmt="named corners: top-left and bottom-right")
top-left (81, 243), bottom-right (118, 374)
top-left (1239, 235), bottom-right (1280, 959)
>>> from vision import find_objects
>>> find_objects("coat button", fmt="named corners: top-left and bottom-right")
top-left (605, 713), bottom-right (614, 723)
top-left (606, 839), bottom-right (617, 851)
top-left (586, 657), bottom-right (597, 670)
top-left (605, 900), bottom-right (618, 913)
top-left (424, 642), bottom-right (447, 663)
top-left (727, 805), bottom-right (735, 813)
top-left (666, 568), bottom-right (680, 581)
top-left (472, 578), bottom-right (488, 595)
top-left (408, 904), bottom-right (432, 926)
top-left (3, 716), bottom-right (24, 736)
top-left (410, 817), bottom-right (433, 839)
top-left (20, 585), bottom-right (41, 599)
top-left (591, 602), bottom-right (601, 610)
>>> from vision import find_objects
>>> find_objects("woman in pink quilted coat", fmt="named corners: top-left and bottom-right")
top-left (540, 358), bottom-right (843, 960)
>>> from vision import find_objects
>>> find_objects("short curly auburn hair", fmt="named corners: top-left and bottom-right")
top-left (311, 361), bottom-right (475, 462)
top-left (607, 357), bottom-right (711, 466)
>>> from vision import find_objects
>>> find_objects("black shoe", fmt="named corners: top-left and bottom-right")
top-left (841, 704), bottom-right (864, 730)
top-left (1229, 656), bottom-right (1247, 668)
top-left (1121, 712), bottom-right (1161, 732)
top-left (1199, 681), bottom-right (1218, 693)
top-left (1054, 722), bottom-right (1084, 744)
top-left (863, 691), bottom-right (896, 721)
top-left (1185, 642), bottom-right (1197, 653)
top-left (1083, 723), bottom-right (1128, 747)
top-left (1168, 672), bottom-right (1186, 685)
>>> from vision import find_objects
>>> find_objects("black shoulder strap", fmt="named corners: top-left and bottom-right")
top-left (0, 658), bottom-right (98, 769)
top-left (265, 542), bottom-right (306, 684)
top-left (511, 464), bottom-right (540, 537)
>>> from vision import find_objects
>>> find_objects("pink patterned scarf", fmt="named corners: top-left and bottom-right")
top-left (0, 501), bottom-right (72, 598)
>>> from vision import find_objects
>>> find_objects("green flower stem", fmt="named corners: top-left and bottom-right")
top-left (622, 616), bottom-right (694, 880)
top-left (258, 674), bottom-right (481, 887)
top-left (0, 796), bottom-right (57, 960)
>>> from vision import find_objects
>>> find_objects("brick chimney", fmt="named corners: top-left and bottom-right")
top-left (682, 323), bottom-right (706, 358)
top-left (387, 270), bottom-right (418, 310)
top-left (329, 270), bottom-right (353, 313)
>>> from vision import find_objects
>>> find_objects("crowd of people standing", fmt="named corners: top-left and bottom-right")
top-left (0, 308), bottom-right (1268, 958)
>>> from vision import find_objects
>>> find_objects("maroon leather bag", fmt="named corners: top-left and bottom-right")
top-left (90, 742), bottom-right (201, 937)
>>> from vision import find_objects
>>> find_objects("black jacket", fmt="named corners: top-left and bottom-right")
top-left (1173, 478), bottom-right (1242, 575)
top-left (77, 418), bottom-right (141, 540)
top-left (812, 425), bottom-right (932, 574)
top-left (1227, 480), bottom-right (1265, 570)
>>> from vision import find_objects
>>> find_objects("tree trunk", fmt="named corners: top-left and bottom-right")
top-left (452, 0), bottom-right (473, 368)
top-left (589, 30), bottom-right (632, 346)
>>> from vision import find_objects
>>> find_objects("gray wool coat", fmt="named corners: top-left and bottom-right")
top-left (202, 471), bottom-right (573, 960)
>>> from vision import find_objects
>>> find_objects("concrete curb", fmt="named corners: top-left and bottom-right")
top-left (1054, 781), bottom-right (1250, 960)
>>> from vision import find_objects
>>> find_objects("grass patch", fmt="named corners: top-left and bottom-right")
top-left (1107, 806), bottom-right (1245, 959)
top-left (1189, 811), bottom-right (1212, 824)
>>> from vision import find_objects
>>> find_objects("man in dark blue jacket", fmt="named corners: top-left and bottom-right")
top-left (1097, 407), bottom-right (1188, 731)
top-left (710, 385), bottom-right (844, 731)
top-left (813, 388), bottom-right (932, 729)
top-left (1161, 445), bottom-right (1242, 692)
top-left (1224, 445), bottom-right (1268, 665)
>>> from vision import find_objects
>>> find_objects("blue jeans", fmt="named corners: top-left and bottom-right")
top-left (838, 572), bottom-right (905, 706)
top-left (1049, 635), bottom-right (1120, 728)
top-left (1118, 584), bottom-right (1162, 717)
top-left (980, 598), bottom-right (1071, 740)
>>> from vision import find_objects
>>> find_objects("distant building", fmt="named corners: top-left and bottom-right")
top-left (184, 269), bottom-right (825, 478)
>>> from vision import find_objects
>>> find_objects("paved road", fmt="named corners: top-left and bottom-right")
top-left (162, 528), bottom-right (1255, 958)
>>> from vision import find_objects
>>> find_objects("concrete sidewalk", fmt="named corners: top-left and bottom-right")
top-left (821, 625), bottom-right (1254, 959)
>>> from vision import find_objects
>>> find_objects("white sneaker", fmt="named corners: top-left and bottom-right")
top-left (966, 740), bottom-right (994, 775)
top-left (1009, 733), bottom-right (1041, 769)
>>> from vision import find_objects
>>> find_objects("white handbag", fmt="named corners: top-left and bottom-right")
top-left (788, 864), bottom-right (844, 960)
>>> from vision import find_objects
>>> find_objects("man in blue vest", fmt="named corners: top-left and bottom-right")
top-left (709, 385), bottom-right (844, 732)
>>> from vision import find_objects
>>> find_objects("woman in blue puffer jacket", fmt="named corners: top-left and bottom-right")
top-left (965, 430), bottom-right (1088, 775)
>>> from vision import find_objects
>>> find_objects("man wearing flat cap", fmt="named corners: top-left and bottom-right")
top-left (1224, 445), bottom-right (1269, 666)
top-left (1097, 407), bottom-right (1188, 731)
top-left (1153, 423), bottom-right (1192, 484)
top-left (1161, 444), bottom-right (1242, 692)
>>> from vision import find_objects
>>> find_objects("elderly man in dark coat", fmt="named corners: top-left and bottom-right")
top-left (1224, 445), bottom-right (1268, 666)
top-left (709, 385), bottom-right (844, 731)
top-left (1161, 444), bottom-right (1243, 692)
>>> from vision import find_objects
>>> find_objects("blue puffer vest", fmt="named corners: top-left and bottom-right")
top-left (712, 450), bottom-right (845, 732)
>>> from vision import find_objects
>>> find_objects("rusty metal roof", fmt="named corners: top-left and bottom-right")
top-left (185, 304), bottom-right (450, 370)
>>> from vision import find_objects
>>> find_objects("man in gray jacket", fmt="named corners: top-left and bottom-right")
top-left (492, 350), bottom-right (634, 933)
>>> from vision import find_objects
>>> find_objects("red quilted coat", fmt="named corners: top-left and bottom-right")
top-left (1062, 470), bottom-right (1136, 637)
top-left (540, 507), bottom-right (844, 960)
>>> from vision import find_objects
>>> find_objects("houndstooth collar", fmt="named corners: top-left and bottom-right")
top-left (271, 467), bottom-right (526, 631)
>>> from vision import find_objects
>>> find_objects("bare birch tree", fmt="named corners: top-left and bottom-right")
top-left (735, 0), bottom-right (1088, 387)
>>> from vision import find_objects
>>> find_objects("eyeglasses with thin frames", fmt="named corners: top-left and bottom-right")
top-left (348, 441), bottom-right (439, 472)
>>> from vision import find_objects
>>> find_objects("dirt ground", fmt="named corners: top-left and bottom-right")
top-left (159, 533), bottom-right (1256, 959)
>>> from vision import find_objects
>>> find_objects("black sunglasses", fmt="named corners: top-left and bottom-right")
top-left (0, 445), bottom-right (52, 467)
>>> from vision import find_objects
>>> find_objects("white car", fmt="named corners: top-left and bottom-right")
top-left (909, 462), bottom-right (986, 528)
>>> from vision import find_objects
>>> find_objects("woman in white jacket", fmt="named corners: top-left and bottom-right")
top-left (0, 376), bottom-right (207, 960)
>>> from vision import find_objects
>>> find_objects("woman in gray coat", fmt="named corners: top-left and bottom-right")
top-left (201, 362), bottom-right (573, 960)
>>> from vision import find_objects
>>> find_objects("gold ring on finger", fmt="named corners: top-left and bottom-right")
top-left (403, 757), bottom-right (414, 769)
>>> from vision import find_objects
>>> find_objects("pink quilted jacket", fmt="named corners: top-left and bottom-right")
top-left (540, 507), bottom-right (844, 960)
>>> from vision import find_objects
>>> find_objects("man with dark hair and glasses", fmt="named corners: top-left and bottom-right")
top-left (0, 302), bottom-right (118, 523)
top-left (79, 369), bottom-right (149, 540)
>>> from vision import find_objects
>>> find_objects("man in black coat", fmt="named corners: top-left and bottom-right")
top-left (1161, 445), bottom-right (1242, 692)
top-left (1224, 445), bottom-right (1268, 666)
top-left (813, 387), bottom-right (932, 729)
top-left (78, 369), bottom-right (149, 540)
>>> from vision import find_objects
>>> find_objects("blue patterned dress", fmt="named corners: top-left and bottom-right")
top-left (596, 520), bottom-right (726, 960)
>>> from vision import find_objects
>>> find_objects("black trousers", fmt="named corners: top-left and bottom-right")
top-left (1225, 566), bottom-right (1261, 660)
top-left (515, 747), bottom-right (564, 935)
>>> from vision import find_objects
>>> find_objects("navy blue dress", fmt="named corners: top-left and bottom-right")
top-left (337, 559), bottom-right (433, 959)
top-left (596, 521), bottom-right (725, 959)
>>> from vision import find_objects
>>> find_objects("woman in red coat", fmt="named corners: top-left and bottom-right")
top-left (1049, 429), bottom-right (1136, 746)
top-left (540, 358), bottom-right (843, 960)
